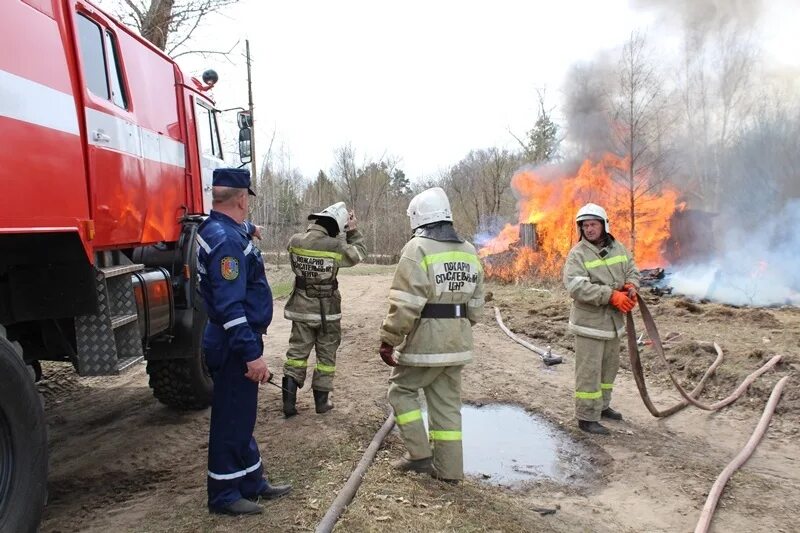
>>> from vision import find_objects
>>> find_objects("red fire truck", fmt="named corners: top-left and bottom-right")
top-left (0, 1), bottom-right (252, 530)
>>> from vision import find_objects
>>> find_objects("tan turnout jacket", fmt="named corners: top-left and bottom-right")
top-left (284, 224), bottom-right (367, 323)
top-left (563, 238), bottom-right (640, 340)
top-left (380, 236), bottom-right (485, 366)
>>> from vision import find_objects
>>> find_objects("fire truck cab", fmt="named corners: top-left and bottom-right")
top-left (0, 1), bottom-right (251, 530)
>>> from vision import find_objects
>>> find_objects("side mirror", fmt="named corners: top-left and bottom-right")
top-left (238, 126), bottom-right (252, 164)
top-left (237, 110), bottom-right (252, 129)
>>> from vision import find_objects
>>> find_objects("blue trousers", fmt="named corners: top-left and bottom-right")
top-left (204, 324), bottom-right (268, 508)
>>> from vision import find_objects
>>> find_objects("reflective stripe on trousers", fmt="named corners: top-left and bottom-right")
top-left (205, 328), bottom-right (267, 507)
top-left (574, 335), bottom-right (620, 422)
top-left (388, 365), bottom-right (464, 480)
top-left (284, 320), bottom-right (341, 391)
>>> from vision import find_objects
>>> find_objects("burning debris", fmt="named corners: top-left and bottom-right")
top-left (640, 268), bottom-right (666, 287)
top-left (478, 154), bottom-right (679, 282)
top-left (519, 223), bottom-right (539, 251)
top-left (639, 268), bottom-right (673, 296)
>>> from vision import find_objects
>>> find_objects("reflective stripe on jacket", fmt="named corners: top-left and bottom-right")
top-left (562, 238), bottom-right (640, 340)
top-left (197, 211), bottom-right (273, 362)
top-left (284, 224), bottom-right (366, 323)
top-left (380, 236), bottom-right (485, 367)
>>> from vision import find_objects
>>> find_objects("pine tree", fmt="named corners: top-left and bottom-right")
top-left (525, 91), bottom-right (560, 164)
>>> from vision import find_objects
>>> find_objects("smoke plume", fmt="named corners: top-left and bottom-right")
top-left (669, 199), bottom-right (800, 307)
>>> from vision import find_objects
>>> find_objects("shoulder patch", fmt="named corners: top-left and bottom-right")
top-left (220, 256), bottom-right (239, 280)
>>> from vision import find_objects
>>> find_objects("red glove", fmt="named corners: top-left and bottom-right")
top-left (379, 342), bottom-right (397, 367)
top-left (622, 282), bottom-right (638, 302)
top-left (609, 291), bottom-right (635, 313)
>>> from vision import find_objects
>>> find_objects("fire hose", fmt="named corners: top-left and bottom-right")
top-left (494, 307), bottom-right (563, 365)
top-left (315, 411), bottom-right (396, 533)
top-left (625, 298), bottom-right (782, 417)
top-left (626, 298), bottom-right (788, 532)
top-left (694, 376), bottom-right (788, 533)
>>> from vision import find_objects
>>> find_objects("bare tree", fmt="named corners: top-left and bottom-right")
top-left (302, 170), bottom-right (340, 212)
top-left (255, 144), bottom-right (305, 250)
top-left (104, 0), bottom-right (238, 55)
top-left (330, 145), bottom-right (406, 254)
top-left (610, 31), bottom-right (673, 254)
top-left (331, 144), bottom-right (360, 210)
top-left (720, 93), bottom-right (800, 220)
top-left (445, 148), bottom-right (519, 237)
top-left (678, 16), bottom-right (758, 211)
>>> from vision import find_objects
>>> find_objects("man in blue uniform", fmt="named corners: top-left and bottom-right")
top-left (197, 168), bottom-right (292, 516)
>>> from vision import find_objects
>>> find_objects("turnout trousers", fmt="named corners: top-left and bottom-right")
top-left (388, 365), bottom-right (463, 480)
top-left (574, 334), bottom-right (620, 422)
top-left (204, 324), bottom-right (268, 508)
top-left (283, 320), bottom-right (341, 391)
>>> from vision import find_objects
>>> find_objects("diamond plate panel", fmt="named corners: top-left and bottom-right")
top-left (108, 275), bottom-right (137, 317)
top-left (115, 321), bottom-right (143, 363)
top-left (75, 269), bottom-right (117, 376)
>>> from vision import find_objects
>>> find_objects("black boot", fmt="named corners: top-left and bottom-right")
top-left (601, 407), bottom-right (623, 420)
top-left (313, 389), bottom-right (333, 414)
top-left (578, 420), bottom-right (610, 435)
top-left (208, 498), bottom-right (263, 515)
top-left (282, 376), bottom-right (298, 418)
top-left (249, 480), bottom-right (292, 501)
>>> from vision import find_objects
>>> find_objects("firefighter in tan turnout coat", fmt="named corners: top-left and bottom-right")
top-left (378, 187), bottom-right (485, 482)
top-left (282, 202), bottom-right (367, 417)
top-left (563, 203), bottom-right (640, 435)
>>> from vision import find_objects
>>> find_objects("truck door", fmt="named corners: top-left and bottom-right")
top-left (73, 7), bottom-right (145, 247)
top-left (193, 98), bottom-right (224, 214)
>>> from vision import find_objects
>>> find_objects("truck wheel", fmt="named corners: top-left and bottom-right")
top-left (0, 336), bottom-right (48, 533)
top-left (146, 310), bottom-right (212, 410)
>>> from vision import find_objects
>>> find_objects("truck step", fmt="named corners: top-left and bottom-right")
top-left (111, 314), bottom-right (138, 329)
top-left (74, 267), bottom-right (144, 376)
top-left (99, 264), bottom-right (144, 279)
top-left (116, 356), bottom-right (144, 372)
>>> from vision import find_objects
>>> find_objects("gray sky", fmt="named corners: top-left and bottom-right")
top-left (173, 0), bottom-right (799, 181)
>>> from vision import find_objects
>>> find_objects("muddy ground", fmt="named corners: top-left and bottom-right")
top-left (39, 265), bottom-right (799, 532)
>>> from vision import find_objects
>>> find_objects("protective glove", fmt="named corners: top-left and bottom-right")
top-left (622, 282), bottom-right (638, 302)
top-left (609, 291), bottom-right (636, 313)
top-left (379, 342), bottom-right (397, 367)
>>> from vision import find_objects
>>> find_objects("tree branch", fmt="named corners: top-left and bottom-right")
top-left (172, 39), bottom-right (239, 61)
top-left (122, 0), bottom-right (145, 24)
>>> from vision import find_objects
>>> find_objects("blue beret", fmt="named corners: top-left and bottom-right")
top-left (212, 168), bottom-right (256, 196)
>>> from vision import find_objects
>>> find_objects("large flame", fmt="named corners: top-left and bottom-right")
top-left (480, 154), bottom-right (680, 281)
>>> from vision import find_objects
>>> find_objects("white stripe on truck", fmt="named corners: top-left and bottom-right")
top-left (0, 68), bottom-right (186, 168)
top-left (0, 68), bottom-right (79, 135)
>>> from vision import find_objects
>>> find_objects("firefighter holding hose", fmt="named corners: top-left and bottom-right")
top-left (281, 202), bottom-right (367, 417)
top-left (563, 203), bottom-right (640, 435)
top-left (378, 187), bottom-right (485, 483)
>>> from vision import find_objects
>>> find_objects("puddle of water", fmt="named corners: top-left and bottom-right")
top-left (423, 403), bottom-right (589, 486)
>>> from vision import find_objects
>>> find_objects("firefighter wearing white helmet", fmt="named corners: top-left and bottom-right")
top-left (281, 202), bottom-right (367, 417)
top-left (379, 187), bottom-right (485, 482)
top-left (563, 203), bottom-right (640, 434)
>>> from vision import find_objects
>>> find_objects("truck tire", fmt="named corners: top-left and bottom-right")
top-left (146, 310), bottom-right (212, 410)
top-left (0, 336), bottom-right (48, 533)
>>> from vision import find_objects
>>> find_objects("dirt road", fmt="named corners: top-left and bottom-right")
top-left (40, 266), bottom-right (799, 532)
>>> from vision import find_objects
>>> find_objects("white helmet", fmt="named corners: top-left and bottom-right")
top-left (575, 203), bottom-right (610, 233)
top-left (407, 187), bottom-right (453, 230)
top-left (309, 201), bottom-right (349, 234)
